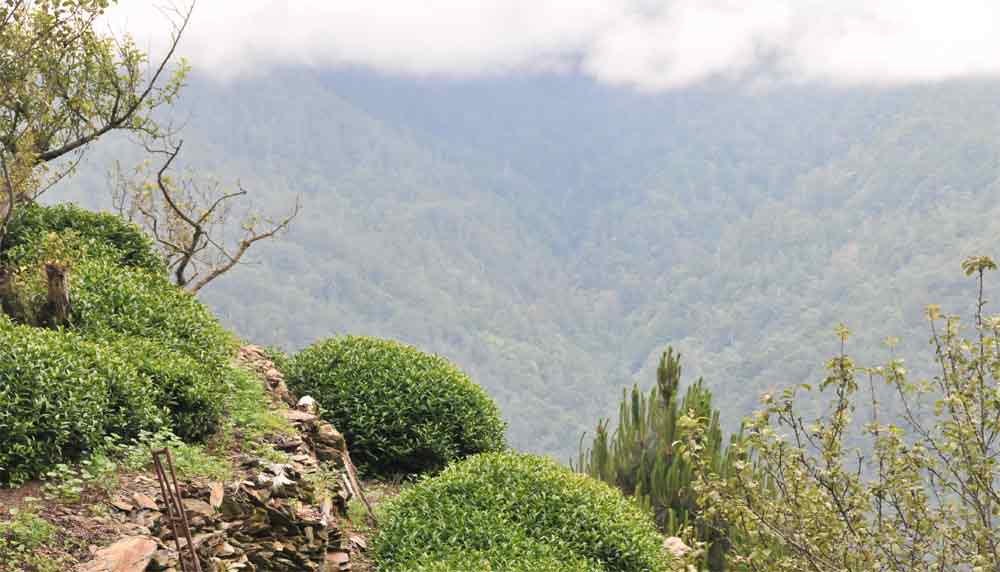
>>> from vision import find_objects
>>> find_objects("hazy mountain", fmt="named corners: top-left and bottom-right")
top-left (57, 70), bottom-right (1000, 459)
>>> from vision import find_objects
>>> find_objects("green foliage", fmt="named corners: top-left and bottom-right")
top-left (0, 505), bottom-right (62, 572)
top-left (70, 252), bottom-right (236, 365)
top-left (0, 204), bottom-right (237, 483)
top-left (2, 202), bottom-right (164, 274)
top-left (119, 428), bottom-right (232, 482)
top-left (109, 339), bottom-right (226, 442)
top-left (576, 348), bottom-right (738, 570)
top-left (57, 74), bottom-right (1000, 463)
top-left (286, 335), bottom-right (506, 475)
top-left (222, 366), bottom-right (294, 440)
top-left (374, 452), bottom-right (668, 572)
top-left (39, 426), bottom-right (233, 503)
top-left (0, 0), bottom-right (186, 237)
top-left (387, 544), bottom-right (603, 572)
top-left (686, 257), bottom-right (1000, 571)
top-left (0, 316), bottom-right (162, 484)
top-left (261, 345), bottom-right (291, 375)
top-left (41, 458), bottom-right (113, 504)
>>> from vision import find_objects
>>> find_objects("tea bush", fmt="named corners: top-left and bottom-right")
top-left (0, 316), bottom-right (163, 484)
top-left (286, 336), bottom-right (506, 475)
top-left (390, 544), bottom-right (602, 572)
top-left (0, 208), bottom-right (237, 482)
top-left (2, 202), bottom-right (164, 273)
top-left (374, 452), bottom-right (668, 572)
top-left (71, 255), bottom-right (235, 365)
top-left (110, 339), bottom-right (227, 442)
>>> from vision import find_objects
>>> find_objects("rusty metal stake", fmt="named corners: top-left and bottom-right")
top-left (153, 448), bottom-right (203, 572)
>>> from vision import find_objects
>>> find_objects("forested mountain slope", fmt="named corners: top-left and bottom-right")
top-left (60, 72), bottom-right (1000, 458)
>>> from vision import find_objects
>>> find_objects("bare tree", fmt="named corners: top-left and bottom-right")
top-left (112, 140), bottom-right (300, 294)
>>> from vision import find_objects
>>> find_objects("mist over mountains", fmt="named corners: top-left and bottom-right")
top-left (60, 70), bottom-right (1000, 459)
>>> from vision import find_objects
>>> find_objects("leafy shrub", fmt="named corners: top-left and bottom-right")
top-left (392, 545), bottom-right (602, 572)
top-left (2, 202), bottom-right (164, 274)
top-left (286, 336), bottom-right (506, 475)
top-left (374, 452), bottom-right (668, 572)
top-left (0, 316), bottom-right (163, 484)
top-left (71, 254), bottom-right (236, 365)
top-left (110, 339), bottom-right (227, 442)
top-left (0, 226), bottom-right (239, 482)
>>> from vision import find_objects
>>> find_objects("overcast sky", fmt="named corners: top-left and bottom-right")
top-left (109, 1), bottom-right (1000, 90)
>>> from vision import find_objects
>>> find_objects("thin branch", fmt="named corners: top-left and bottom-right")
top-left (36, 2), bottom-right (193, 162)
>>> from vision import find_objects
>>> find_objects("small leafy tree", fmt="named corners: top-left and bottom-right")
top-left (575, 348), bottom-right (738, 570)
top-left (0, 0), bottom-right (190, 239)
top-left (684, 255), bottom-right (1000, 571)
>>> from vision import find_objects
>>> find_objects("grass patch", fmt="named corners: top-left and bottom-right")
top-left (223, 366), bottom-right (294, 440)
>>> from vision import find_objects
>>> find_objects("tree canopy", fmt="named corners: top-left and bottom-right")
top-left (0, 0), bottom-right (188, 236)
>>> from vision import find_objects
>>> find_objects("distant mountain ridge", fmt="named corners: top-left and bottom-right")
top-left (59, 71), bottom-right (1000, 459)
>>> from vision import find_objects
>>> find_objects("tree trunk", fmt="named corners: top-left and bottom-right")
top-left (41, 263), bottom-right (70, 328)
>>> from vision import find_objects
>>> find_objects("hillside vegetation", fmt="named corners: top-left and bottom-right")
top-left (0, 201), bottom-right (674, 572)
top-left (0, 204), bottom-right (236, 483)
top-left (61, 74), bottom-right (1000, 459)
top-left (375, 452), bottom-right (669, 572)
top-left (286, 335), bottom-right (507, 475)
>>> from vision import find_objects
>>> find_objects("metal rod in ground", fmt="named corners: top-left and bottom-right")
top-left (153, 448), bottom-right (203, 572)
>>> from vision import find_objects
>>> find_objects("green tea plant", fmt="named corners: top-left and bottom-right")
top-left (2, 203), bottom-right (165, 274)
top-left (0, 214), bottom-right (238, 482)
top-left (375, 451), bottom-right (669, 572)
top-left (286, 336), bottom-right (506, 475)
top-left (0, 316), bottom-right (164, 484)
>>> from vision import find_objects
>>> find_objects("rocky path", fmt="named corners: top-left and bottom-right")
top-left (64, 346), bottom-right (360, 572)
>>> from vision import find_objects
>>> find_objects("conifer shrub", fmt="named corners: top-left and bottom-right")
top-left (285, 336), bottom-right (506, 475)
top-left (2, 202), bottom-right (164, 274)
top-left (374, 452), bottom-right (668, 572)
top-left (575, 348), bottom-right (737, 569)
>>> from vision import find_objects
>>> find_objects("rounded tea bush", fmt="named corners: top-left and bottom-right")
top-left (110, 338), bottom-right (227, 442)
top-left (374, 452), bottom-right (668, 572)
top-left (0, 220), bottom-right (236, 482)
top-left (2, 202), bottom-right (164, 274)
top-left (70, 254), bottom-right (236, 366)
top-left (286, 336), bottom-right (506, 475)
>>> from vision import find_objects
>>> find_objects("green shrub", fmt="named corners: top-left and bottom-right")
top-left (0, 316), bottom-right (163, 484)
top-left (286, 336), bottom-right (506, 475)
top-left (71, 254), bottom-right (235, 365)
top-left (0, 206), bottom-right (238, 483)
top-left (110, 339), bottom-right (227, 442)
top-left (374, 452), bottom-right (668, 572)
top-left (2, 202), bottom-right (164, 274)
top-left (392, 544), bottom-right (602, 572)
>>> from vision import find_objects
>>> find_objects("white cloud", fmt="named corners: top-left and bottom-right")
top-left (108, 0), bottom-right (1000, 90)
